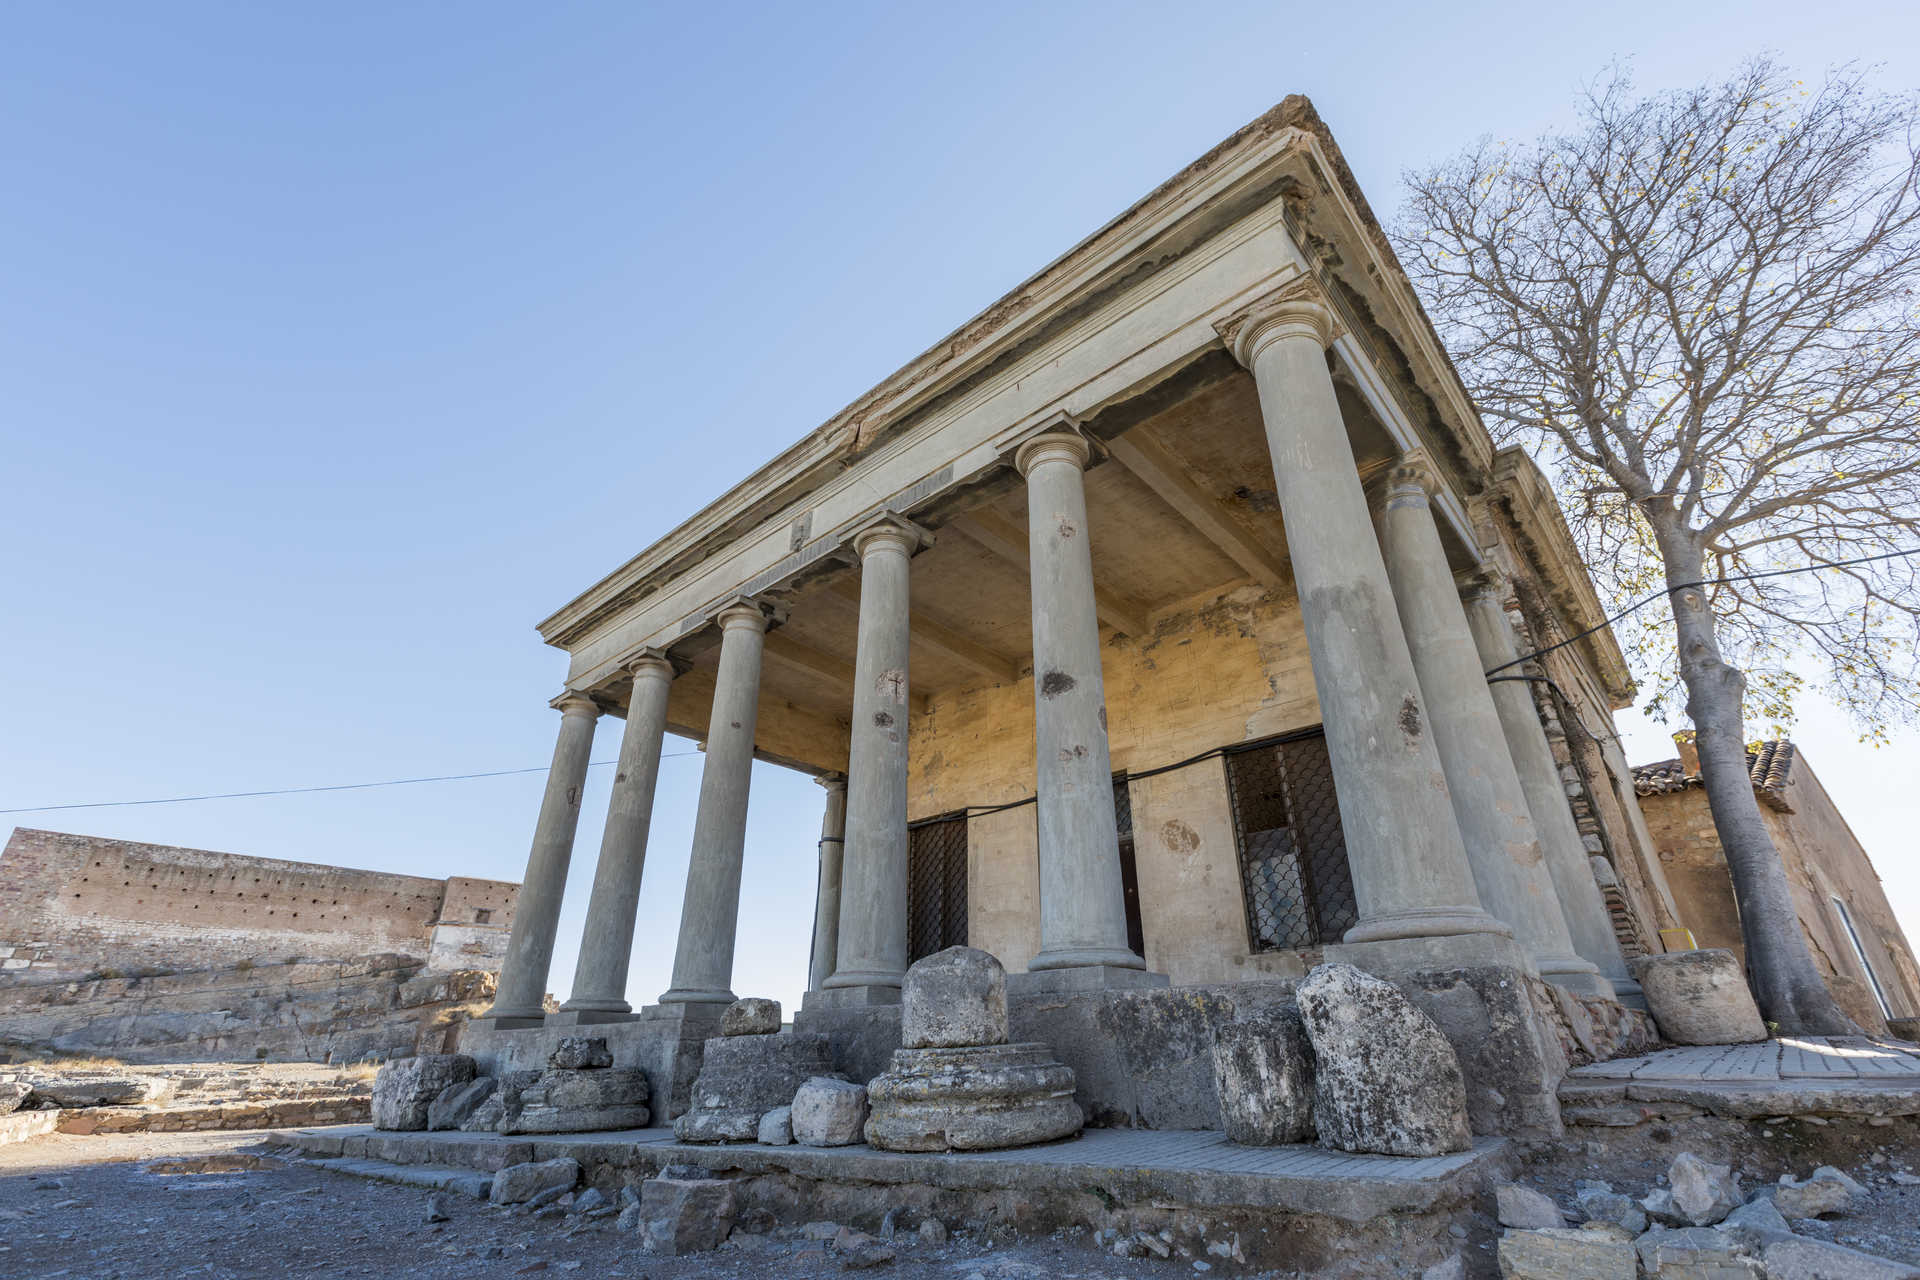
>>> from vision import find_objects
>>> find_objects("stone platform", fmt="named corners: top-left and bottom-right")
top-left (280, 1122), bottom-right (1506, 1228)
top-left (1560, 1035), bottom-right (1920, 1124)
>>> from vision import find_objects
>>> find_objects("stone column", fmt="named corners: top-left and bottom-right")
top-left (825, 518), bottom-right (924, 999)
top-left (1373, 459), bottom-right (1611, 997)
top-left (557, 653), bottom-right (676, 1021)
top-left (481, 691), bottom-right (601, 1025)
top-left (1222, 286), bottom-right (1510, 954)
top-left (1463, 578), bottom-right (1638, 998)
top-left (1016, 429), bottom-right (1151, 983)
top-left (806, 774), bottom-right (847, 993)
top-left (658, 601), bottom-right (769, 1006)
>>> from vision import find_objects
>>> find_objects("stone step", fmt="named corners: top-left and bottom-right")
top-left (292, 1151), bottom-right (491, 1199)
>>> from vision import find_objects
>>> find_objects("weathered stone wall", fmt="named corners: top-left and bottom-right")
top-left (1640, 762), bottom-right (1920, 1034)
top-left (0, 954), bottom-right (495, 1064)
top-left (910, 586), bottom-right (1319, 973)
top-left (0, 828), bottom-right (515, 984)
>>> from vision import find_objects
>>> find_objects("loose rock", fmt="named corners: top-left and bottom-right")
top-left (1574, 1184), bottom-right (1647, 1234)
top-left (722, 997), bottom-right (782, 1037)
top-left (1496, 1227), bottom-right (1636, 1279)
top-left (1775, 1167), bottom-right (1865, 1220)
top-left (424, 1191), bottom-right (453, 1223)
top-left (1667, 1152), bottom-right (1742, 1226)
top-left (1760, 1237), bottom-right (1920, 1278)
top-left (1496, 1183), bottom-right (1566, 1229)
top-left (756, 1105), bottom-right (794, 1145)
top-left (1629, 950), bottom-right (1767, 1045)
top-left (427, 1076), bottom-right (497, 1131)
top-left (901, 946), bottom-right (1007, 1048)
top-left (791, 1077), bottom-right (868, 1147)
top-left (372, 1054), bottom-right (476, 1131)
top-left (1295, 963), bottom-right (1471, 1156)
top-left (637, 1174), bottom-right (736, 1255)
top-left (1210, 1007), bottom-right (1315, 1146)
top-left (490, 1157), bottom-right (580, 1206)
top-left (549, 1037), bottom-right (613, 1070)
top-left (1635, 1226), bottom-right (1759, 1277)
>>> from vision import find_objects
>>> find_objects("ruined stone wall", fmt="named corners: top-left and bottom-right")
top-left (1638, 765), bottom-right (1920, 1034)
top-left (909, 585), bottom-right (1319, 975)
top-left (0, 828), bottom-right (516, 984)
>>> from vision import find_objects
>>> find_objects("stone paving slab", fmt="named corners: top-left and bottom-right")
top-left (1561, 1036), bottom-right (1920, 1124)
top-left (1570, 1036), bottom-right (1920, 1085)
top-left (279, 1124), bottom-right (1506, 1224)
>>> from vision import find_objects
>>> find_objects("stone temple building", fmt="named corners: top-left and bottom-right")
top-left (463, 97), bottom-right (1685, 1136)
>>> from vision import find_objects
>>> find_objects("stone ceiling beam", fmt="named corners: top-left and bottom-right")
top-left (1107, 431), bottom-right (1290, 593)
top-left (825, 580), bottom-right (1021, 687)
top-left (948, 511), bottom-right (1150, 638)
top-left (760, 631), bottom-right (857, 690)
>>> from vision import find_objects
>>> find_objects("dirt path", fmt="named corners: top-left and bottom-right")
top-left (0, 1129), bottom-right (1212, 1280)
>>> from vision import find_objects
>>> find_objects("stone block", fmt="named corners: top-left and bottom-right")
top-left (1667, 1152), bottom-right (1741, 1226)
top-left (490, 1157), bottom-right (579, 1205)
top-left (722, 998), bottom-right (781, 1037)
top-left (504, 1068), bottom-right (651, 1133)
top-left (1635, 1226), bottom-right (1761, 1278)
top-left (674, 1031), bottom-right (835, 1143)
top-left (756, 1105), bottom-right (793, 1145)
top-left (1495, 1183), bottom-right (1565, 1229)
top-left (638, 1174), bottom-right (736, 1255)
top-left (426, 1076), bottom-right (496, 1131)
top-left (549, 1037), bottom-right (612, 1070)
top-left (372, 1054), bottom-right (475, 1131)
top-left (23, 1078), bottom-right (159, 1108)
top-left (790, 1077), bottom-right (867, 1146)
top-left (1210, 1009), bottom-right (1314, 1146)
top-left (1630, 951), bottom-right (1767, 1045)
top-left (1497, 1228), bottom-right (1637, 1279)
top-left (1774, 1166), bottom-right (1863, 1219)
top-left (866, 1042), bottom-right (1081, 1152)
top-left (901, 946), bottom-right (1007, 1048)
top-left (0, 1082), bottom-right (29, 1116)
top-left (1297, 963), bottom-right (1471, 1156)
top-left (1760, 1237), bottom-right (1920, 1278)
top-left (1573, 1185), bottom-right (1646, 1234)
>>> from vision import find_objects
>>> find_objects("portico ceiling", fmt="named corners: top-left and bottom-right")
top-left (640, 359), bottom-right (1469, 778)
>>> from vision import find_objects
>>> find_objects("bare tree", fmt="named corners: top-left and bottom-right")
top-left (1397, 58), bottom-right (1920, 1035)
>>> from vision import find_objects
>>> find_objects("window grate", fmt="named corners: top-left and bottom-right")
top-left (1223, 729), bottom-right (1357, 952)
top-left (908, 813), bottom-right (969, 963)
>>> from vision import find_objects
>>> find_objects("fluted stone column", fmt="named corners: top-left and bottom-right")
top-left (481, 691), bottom-right (601, 1026)
top-left (1223, 288), bottom-right (1510, 955)
top-left (658, 601), bottom-right (769, 1006)
top-left (557, 653), bottom-right (676, 1021)
top-left (1373, 460), bottom-right (1611, 997)
top-left (807, 774), bottom-right (847, 993)
top-left (1462, 578), bottom-right (1638, 999)
top-left (825, 518), bottom-right (926, 999)
top-left (1016, 429), bottom-right (1152, 985)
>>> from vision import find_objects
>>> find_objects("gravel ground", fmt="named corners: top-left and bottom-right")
top-left (0, 1130), bottom-right (1216, 1280)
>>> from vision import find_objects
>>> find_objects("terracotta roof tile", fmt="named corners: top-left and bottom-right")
top-left (1630, 740), bottom-right (1796, 812)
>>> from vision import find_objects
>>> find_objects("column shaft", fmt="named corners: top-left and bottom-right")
top-left (1463, 585), bottom-right (1635, 991)
top-left (561, 655), bottom-right (675, 1015)
top-left (1374, 467), bottom-right (1610, 995)
top-left (827, 522), bottom-right (918, 991)
top-left (1233, 300), bottom-right (1507, 945)
top-left (658, 603), bottom-right (768, 1005)
top-left (1019, 431), bottom-right (1143, 973)
top-left (807, 776), bottom-right (848, 993)
top-left (485, 693), bottom-right (600, 1022)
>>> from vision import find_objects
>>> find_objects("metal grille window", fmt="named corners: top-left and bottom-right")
top-left (1223, 729), bottom-right (1357, 951)
top-left (907, 813), bottom-right (969, 963)
top-left (1113, 777), bottom-right (1146, 958)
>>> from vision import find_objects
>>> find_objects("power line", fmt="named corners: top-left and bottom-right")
top-left (0, 753), bottom-right (703, 817)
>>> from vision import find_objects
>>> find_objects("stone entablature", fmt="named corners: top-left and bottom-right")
top-left (0, 828), bottom-right (517, 983)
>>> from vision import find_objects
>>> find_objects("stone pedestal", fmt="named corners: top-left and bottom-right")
top-left (865, 946), bottom-right (1083, 1152)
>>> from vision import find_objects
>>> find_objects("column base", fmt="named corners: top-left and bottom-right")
top-left (547, 1007), bottom-right (641, 1026)
top-left (803, 985), bottom-right (902, 1011)
top-left (1006, 964), bottom-right (1171, 996)
top-left (654, 988), bottom-right (737, 1008)
top-left (1537, 957), bottom-right (1616, 1001)
top-left (1342, 905), bottom-right (1514, 945)
top-left (1325, 928), bottom-right (1532, 975)
top-left (821, 967), bottom-right (904, 993)
top-left (467, 1013), bottom-right (548, 1032)
top-left (1609, 977), bottom-right (1647, 1011)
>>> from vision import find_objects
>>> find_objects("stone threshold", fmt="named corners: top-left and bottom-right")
top-left (278, 1124), bottom-right (1507, 1225)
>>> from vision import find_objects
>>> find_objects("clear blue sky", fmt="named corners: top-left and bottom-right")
top-left (5, 3), bottom-right (1917, 1014)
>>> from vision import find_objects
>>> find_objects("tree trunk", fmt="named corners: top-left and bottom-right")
top-left (1650, 520), bottom-right (1858, 1036)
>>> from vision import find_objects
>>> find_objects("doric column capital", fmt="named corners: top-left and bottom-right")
top-left (621, 648), bottom-right (678, 683)
top-left (1215, 275), bottom-right (1344, 367)
top-left (551, 690), bottom-right (601, 719)
top-left (713, 598), bottom-right (776, 634)
top-left (848, 512), bottom-right (933, 561)
top-left (813, 771), bottom-right (847, 795)
top-left (1013, 424), bottom-right (1093, 477)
